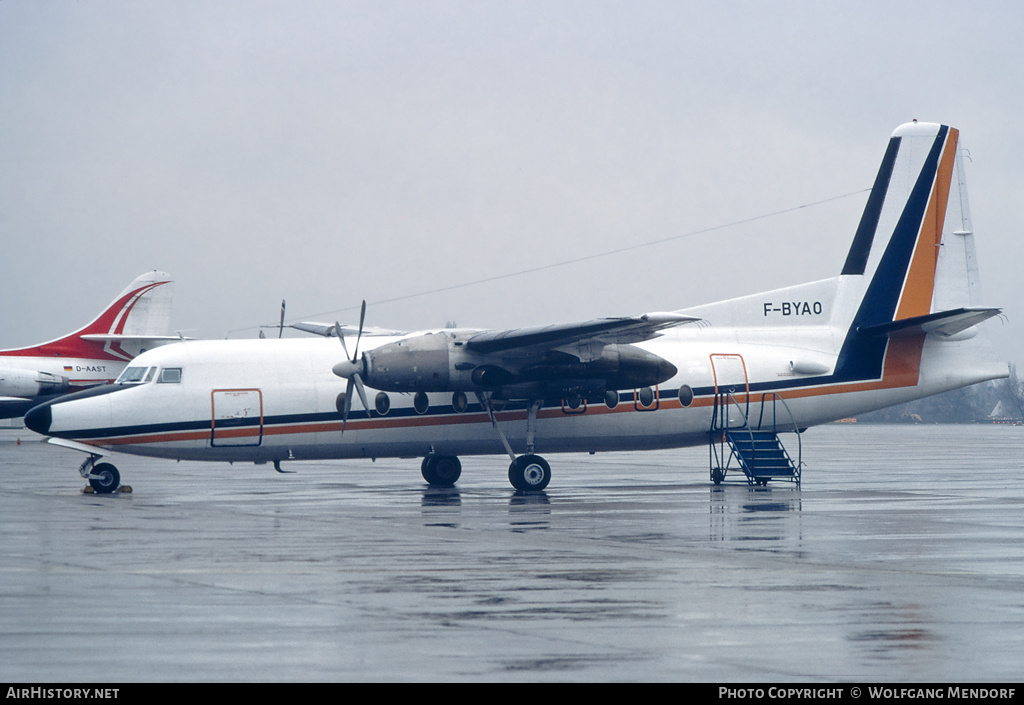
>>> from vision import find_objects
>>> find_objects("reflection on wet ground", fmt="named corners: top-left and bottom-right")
top-left (1, 424), bottom-right (1022, 681)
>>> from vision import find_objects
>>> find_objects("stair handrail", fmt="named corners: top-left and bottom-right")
top-left (712, 388), bottom-right (751, 432)
top-left (755, 392), bottom-right (802, 473)
top-left (716, 390), bottom-right (759, 476)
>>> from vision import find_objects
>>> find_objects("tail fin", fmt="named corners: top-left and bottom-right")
top-left (834, 122), bottom-right (1002, 383)
top-left (1, 272), bottom-right (175, 361)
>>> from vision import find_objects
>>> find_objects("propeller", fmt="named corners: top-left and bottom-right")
top-left (278, 299), bottom-right (286, 338)
top-left (332, 301), bottom-right (371, 428)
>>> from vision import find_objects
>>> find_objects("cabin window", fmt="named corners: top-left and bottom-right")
top-left (451, 391), bottom-right (468, 413)
top-left (635, 386), bottom-right (658, 411)
top-left (159, 368), bottom-right (182, 384)
top-left (375, 392), bottom-right (391, 416)
top-left (677, 384), bottom-right (694, 407)
top-left (413, 392), bottom-right (429, 414)
top-left (117, 366), bottom-right (150, 384)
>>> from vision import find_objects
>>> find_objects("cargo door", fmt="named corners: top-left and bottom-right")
top-left (709, 354), bottom-right (749, 430)
top-left (211, 389), bottom-right (263, 447)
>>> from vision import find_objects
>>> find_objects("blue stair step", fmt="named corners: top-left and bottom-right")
top-left (725, 429), bottom-right (798, 479)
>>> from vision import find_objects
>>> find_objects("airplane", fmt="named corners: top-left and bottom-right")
top-left (1, 271), bottom-right (176, 419)
top-left (24, 122), bottom-right (1008, 494)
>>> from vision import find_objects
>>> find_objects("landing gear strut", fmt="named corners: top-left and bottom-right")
top-left (475, 394), bottom-right (553, 492)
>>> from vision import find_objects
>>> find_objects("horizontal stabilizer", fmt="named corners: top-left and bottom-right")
top-left (859, 307), bottom-right (1001, 338)
top-left (80, 334), bottom-right (187, 343)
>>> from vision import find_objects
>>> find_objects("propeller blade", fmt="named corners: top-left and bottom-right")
top-left (279, 300), bottom-right (286, 338)
top-left (334, 305), bottom-right (372, 436)
top-left (334, 321), bottom-right (350, 360)
top-left (354, 300), bottom-right (366, 360)
top-left (352, 372), bottom-right (371, 415)
top-left (341, 377), bottom-right (354, 428)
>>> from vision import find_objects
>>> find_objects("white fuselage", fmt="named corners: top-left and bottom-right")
top-left (31, 313), bottom-right (1004, 466)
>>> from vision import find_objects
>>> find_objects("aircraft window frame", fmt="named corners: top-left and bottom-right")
top-left (637, 386), bottom-right (656, 409)
top-left (158, 367), bottom-right (183, 384)
top-left (375, 392), bottom-right (391, 416)
top-left (451, 391), bottom-right (468, 413)
top-left (413, 392), bottom-right (429, 415)
top-left (678, 384), bottom-right (694, 408)
top-left (605, 390), bottom-right (619, 409)
top-left (117, 366), bottom-right (150, 385)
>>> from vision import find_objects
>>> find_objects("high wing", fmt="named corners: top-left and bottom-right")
top-left (290, 321), bottom-right (407, 338)
top-left (332, 310), bottom-right (699, 401)
top-left (464, 312), bottom-right (699, 356)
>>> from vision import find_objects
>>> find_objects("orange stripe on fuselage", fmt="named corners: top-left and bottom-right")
top-left (92, 337), bottom-right (926, 449)
top-left (895, 127), bottom-right (959, 321)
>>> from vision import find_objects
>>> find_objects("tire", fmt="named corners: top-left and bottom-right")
top-left (421, 455), bottom-right (462, 486)
top-left (508, 454), bottom-right (551, 492)
top-left (89, 463), bottom-right (120, 494)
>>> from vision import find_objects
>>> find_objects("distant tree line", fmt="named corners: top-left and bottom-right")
top-left (856, 363), bottom-right (1024, 424)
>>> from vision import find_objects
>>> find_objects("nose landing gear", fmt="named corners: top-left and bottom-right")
top-left (79, 455), bottom-right (129, 494)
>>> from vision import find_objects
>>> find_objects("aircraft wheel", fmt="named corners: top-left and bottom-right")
top-left (421, 455), bottom-right (462, 486)
top-left (89, 463), bottom-right (120, 494)
top-left (508, 454), bottom-right (551, 492)
top-left (711, 467), bottom-right (725, 485)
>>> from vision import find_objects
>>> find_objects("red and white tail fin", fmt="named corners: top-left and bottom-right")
top-left (1, 272), bottom-right (176, 362)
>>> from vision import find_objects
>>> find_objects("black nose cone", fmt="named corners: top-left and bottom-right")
top-left (24, 403), bottom-right (52, 436)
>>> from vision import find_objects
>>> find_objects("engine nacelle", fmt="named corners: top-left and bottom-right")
top-left (354, 332), bottom-right (677, 396)
top-left (360, 332), bottom-right (466, 392)
top-left (0, 368), bottom-right (70, 398)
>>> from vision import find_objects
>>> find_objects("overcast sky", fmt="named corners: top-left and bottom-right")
top-left (2, 1), bottom-right (1021, 368)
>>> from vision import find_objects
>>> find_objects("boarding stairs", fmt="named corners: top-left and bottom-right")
top-left (709, 392), bottom-right (801, 486)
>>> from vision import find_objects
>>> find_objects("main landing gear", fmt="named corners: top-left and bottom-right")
top-left (421, 396), bottom-right (553, 492)
top-left (508, 454), bottom-right (551, 491)
top-left (420, 452), bottom-right (552, 492)
top-left (421, 455), bottom-right (462, 486)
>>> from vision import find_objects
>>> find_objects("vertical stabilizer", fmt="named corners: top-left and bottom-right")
top-left (834, 122), bottom-right (1002, 384)
top-left (0, 272), bottom-right (175, 361)
top-left (843, 122), bottom-right (964, 327)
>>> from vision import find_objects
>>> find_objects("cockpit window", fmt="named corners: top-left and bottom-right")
top-left (159, 368), bottom-right (182, 384)
top-left (117, 366), bottom-right (150, 384)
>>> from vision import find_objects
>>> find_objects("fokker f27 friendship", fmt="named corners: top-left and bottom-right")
top-left (26, 122), bottom-right (1007, 493)
top-left (1, 272), bottom-right (175, 419)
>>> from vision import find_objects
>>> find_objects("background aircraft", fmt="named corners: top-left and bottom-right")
top-left (1, 271), bottom-right (175, 419)
top-left (25, 123), bottom-right (1007, 493)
